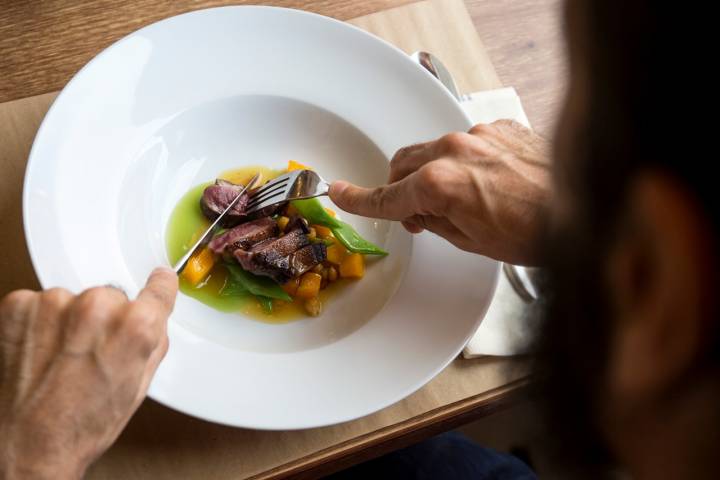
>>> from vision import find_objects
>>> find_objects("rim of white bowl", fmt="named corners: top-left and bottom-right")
top-left (22, 6), bottom-right (496, 429)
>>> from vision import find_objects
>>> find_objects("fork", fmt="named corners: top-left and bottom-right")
top-left (246, 170), bottom-right (330, 214)
top-left (173, 173), bottom-right (260, 274)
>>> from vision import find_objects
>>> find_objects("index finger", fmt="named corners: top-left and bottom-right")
top-left (135, 267), bottom-right (178, 318)
top-left (329, 177), bottom-right (419, 220)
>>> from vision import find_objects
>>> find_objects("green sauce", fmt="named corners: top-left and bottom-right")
top-left (166, 183), bottom-right (210, 265)
top-left (166, 183), bottom-right (255, 313)
top-left (166, 167), bottom-right (331, 323)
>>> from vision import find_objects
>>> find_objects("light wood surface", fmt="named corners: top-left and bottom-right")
top-left (0, 0), bottom-right (415, 104)
top-left (0, 1), bottom-right (567, 135)
top-left (351, 0), bottom-right (501, 93)
top-left (0, 0), bottom-right (558, 477)
top-left (468, 0), bottom-right (566, 137)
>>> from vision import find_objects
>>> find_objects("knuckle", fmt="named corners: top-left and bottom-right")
top-left (139, 288), bottom-right (173, 312)
top-left (468, 123), bottom-right (493, 136)
top-left (391, 145), bottom-right (413, 163)
top-left (65, 309), bottom-right (100, 338)
top-left (369, 185), bottom-right (390, 211)
top-left (389, 146), bottom-right (417, 179)
top-left (417, 163), bottom-right (438, 185)
top-left (492, 119), bottom-right (531, 138)
top-left (0, 289), bottom-right (36, 312)
top-left (417, 163), bottom-right (448, 197)
top-left (437, 132), bottom-right (470, 154)
top-left (391, 143), bottom-right (422, 164)
top-left (493, 118), bottom-right (522, 129)
top-left (416, 162), bottom-right (458, 214)
top-left (41, 288), bottom-right (73, 310)
top-left (419, 161), bottom-right (446, 182)
top-left (127, 321), bottom-right (157, 354)
top-left (0, 291), bottom-right (37, 341)
top-left (74, 287), bottom-right (121, 316)
top-left (122, 307), bottom-right (159, 353)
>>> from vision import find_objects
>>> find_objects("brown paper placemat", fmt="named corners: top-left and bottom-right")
top-left (0, 1), bottom-right (527, 478)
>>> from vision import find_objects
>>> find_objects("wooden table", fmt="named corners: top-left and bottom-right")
top-left (1, 0), bottom-right (565, 136)
top-left (0, 1), bottom-right (564, 478)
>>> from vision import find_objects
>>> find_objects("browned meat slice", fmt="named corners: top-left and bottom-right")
top-left (235, 227), bottom-right (308, 268)
top-left (200, 179), bottom-right (249, 226)
top-left (233, 226), bottom-right (318, 283)
top-left (256, 227), bottom-right (310, 258)
top-left (288, 244), bottom-right (327, 277)
top-left (208, 217), bottom-right (278, 255)
top-left (234, 242), bottom-right (327, 284)
top-left (233, 250), bottom-right (293, 284)
top-left (284, 215), bottom-right (310, 234)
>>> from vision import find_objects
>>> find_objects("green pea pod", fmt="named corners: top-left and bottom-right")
top-left (291, 198), bottom-right (341, 228)
top-left (225, 264), bottom-right (292, 301)
top-left (332, 221), bottom-right (388, 256)
top-left (291, 198), bottom-right (388, 255)
top-left (220, 278), bottom-right (249, 297)
top-left (257, 296), bottom-right (274, 314)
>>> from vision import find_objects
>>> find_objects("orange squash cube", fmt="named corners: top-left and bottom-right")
top-left (313, 224), bottom-right (333, 239)
top-left (287, 160), bottom-right (312, 172)
top-left (282, 276), bottom-right (301, 296)
top-left (296, 272), bottom-right (322, 299)
top-left (326, 244), bottom-right (348, 265)
top-left (339, 253), bottom-right (364, 279)
top-left (181, 247), bottom-right (215, 286)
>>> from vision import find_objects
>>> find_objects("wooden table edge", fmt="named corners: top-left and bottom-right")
top-left (249, 375), bottom-right (532, 479)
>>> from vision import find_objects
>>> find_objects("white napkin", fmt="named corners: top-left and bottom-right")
top-left (461, 87), bottom-right (534, 358)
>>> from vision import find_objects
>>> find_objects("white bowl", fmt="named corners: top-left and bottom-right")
top-left (23, 6), bottom-right (499, 429)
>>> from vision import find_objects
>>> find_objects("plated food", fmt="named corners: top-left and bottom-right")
top-left (167, 161), bottom-right (387, 319)
top-left (24, 6), bottom-right (498, 429)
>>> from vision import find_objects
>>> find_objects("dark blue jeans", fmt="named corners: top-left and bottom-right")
top-left (326, 432), bottom-right (536, 480)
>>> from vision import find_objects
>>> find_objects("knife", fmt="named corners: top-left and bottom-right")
top-left (410, 51), bottom-right (470, 103)
top-left (173, 173), bottom-right (260, 274)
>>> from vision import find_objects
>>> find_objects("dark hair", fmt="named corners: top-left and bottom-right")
top-left (533, 0), bottom-right (716, 476)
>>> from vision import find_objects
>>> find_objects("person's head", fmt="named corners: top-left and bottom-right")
top-left (539, 0), bottom-right (718, 477)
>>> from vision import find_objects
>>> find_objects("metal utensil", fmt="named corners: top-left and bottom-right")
top-left (173, 173), bottom-right (260, 274)
top-left (245, 169), bottom-right (330, 214)
top-left (410, 50), bottom-right (540, 301)
top-left (410, 51), bottom-right (471, 102)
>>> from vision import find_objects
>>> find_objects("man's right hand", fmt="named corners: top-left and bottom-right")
top-left (329, 120), bottom-right (552, 266)
top-left (0, 268), bottom-right (178, 479)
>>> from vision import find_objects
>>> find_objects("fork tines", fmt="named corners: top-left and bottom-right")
top-left (246, 171), bottom-right (299, 212)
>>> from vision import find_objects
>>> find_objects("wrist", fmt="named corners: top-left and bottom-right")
top-left (0, 426), bottom-right (87, 480)
top-left (1, 454), bottom-right (86, 480)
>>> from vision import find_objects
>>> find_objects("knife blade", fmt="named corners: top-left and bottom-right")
top-left (173, 173), bottom-right (260, 274)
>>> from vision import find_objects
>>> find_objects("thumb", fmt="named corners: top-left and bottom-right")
top-left (329, 179), bottom-right (418, 220)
